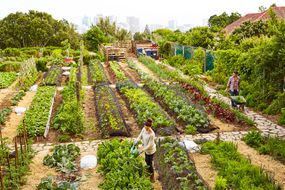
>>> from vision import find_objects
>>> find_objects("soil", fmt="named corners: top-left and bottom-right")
top-left (0, 89), bottom-right (15, 109)
top-left (78, 151), bottom-right (103, 190)
top-left (102, 62), bottom-right (116, 84)
top-left (236, 141), bottom-right (285, 189)
top-left (209, 115), bottom-right (238, 132)
top-left (2, 91), bottom-right (36, 142)
top-left (191, 153), bottom-right (218, 189)
top-left (118, 62), bottom-right (142, 84)
top-left (21, 149), bottom-right (57, 190)
top-left (82, 88), bottom-right (100, 140)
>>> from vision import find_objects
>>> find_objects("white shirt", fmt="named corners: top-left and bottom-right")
top-left (136, 127), bottom-right (156, 155)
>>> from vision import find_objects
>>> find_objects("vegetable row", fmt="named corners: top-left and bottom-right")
top-left (97, 139), bottom-right (153, 190)
top-left (94, 85), bottom-right (129, 137)
top-left (18, 86), bottom-right (55, 137)
top-left (88, 60), bottom-right (108, 84)
top-left (0, 72), bottom-right (17, 89)
top-left (43, 65), bottom-right (61, 86)
top-left (116, 80), bottom-right (175, 135)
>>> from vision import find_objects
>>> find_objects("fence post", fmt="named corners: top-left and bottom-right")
top-left (0, 165), bottom-right (3, 190)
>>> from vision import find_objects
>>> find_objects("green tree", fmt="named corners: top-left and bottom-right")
top-left (208, 12), bottom-right (241, 32)
top-left (83, 26), bottom-right (108, 51)
top-left (184, 27), bottom-right (214, 48)
top-left (0, 10), bottom-right (80, 49)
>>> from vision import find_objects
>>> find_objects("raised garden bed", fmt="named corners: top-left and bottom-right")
top-left (0, 72), bottom-right (17, 89)
top-left (94, 85), bottom-right (130, 138)
top-left (43, 65), bottom-right (62, 86)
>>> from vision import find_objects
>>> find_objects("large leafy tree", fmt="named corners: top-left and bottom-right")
top-left (184, 27), bottom-right (214, 49)
top-left (0, 10), bottom-right (80, 49)
top-left (83, 26), bottom-right (107, 51)
top-left (208, 12), bottom-right (241, 32)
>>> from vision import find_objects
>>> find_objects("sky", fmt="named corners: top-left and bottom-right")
top-left (0, 0), bottom-right (284, 27)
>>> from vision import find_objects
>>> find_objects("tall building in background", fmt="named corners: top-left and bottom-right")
top-left (82, 16), bottom-right (91, 27)
top-left (93, 14), bottom-right (103, 25)
top-left (127, 16), bottom-right (140, 33)
top-left (149, 24), bottom-right (164, 31)
top-left (168, 20), bottom-right (177, 30)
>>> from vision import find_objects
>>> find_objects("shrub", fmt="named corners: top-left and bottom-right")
top-left (36, 58), bottom-right (48, 72)
top-left (185, 125), bottom-right (197, 135)
top-left (214, 176), bottom-right (228, 190)
top-left (278, 108), bottom-right (285, 125)
top-left (57, 134), bottom-right (71, 143)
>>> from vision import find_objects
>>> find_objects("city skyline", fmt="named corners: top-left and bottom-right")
top-left (0, 0), bottom-right (284, 33)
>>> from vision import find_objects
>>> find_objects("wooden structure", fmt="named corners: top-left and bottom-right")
top-left (103, 46), bottom-right (126, 62)
top-left (132, 40), bottom-right (159, 60)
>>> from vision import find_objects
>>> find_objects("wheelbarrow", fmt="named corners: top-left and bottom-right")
top-left (230, 96), bottom-right (246, 111)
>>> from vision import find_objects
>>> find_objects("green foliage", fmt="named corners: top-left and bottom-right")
top-left (185, 125), bottom-right (197, 135)
top-left (156, 138), bottom-right (207, 190)
top-left (17, 59), bottom-right (38, 91)
top-left (97, 139), bottom-right (153, 190)
top-left (109, 61), bottom-right (127, 81)
top-left (83, 26), bottom-right (108, 51)
top-left (243, 131), bottom-right (285, 163)
top-left (57, 134), bottom-right (71, 143)
top-left (95, 85), bottom-right (128, 137)
top-left (0, 71), bottom-right (17, 88)
top-left (36, 57), bottom-right (48, 72)
top-left (116, 80), bottom-right (175, 133)
top-left (88, 60), bottom-right (108, 84)
top-left (264, 93), bottom-right (285, 114)
top-left (43, 65), bottom-right (61, 86)
top-left (18, 86), bottom-right (55, 137)
top-left (243, 131), bottom-right (263, 148)
top-left (202, 141), bottom-right (281, 189)
top-left (208, 12), bottom-right (241, 32)
top-left (43, 144), bottom-right (80, 174)
top-left (214, 176), bottom-right (228, 190)
top-left (53, 83), bottom-right (84, 135)
top-left (0, 10), bottom-right (80, 49)
top-left (278, 108), bottom-right (285, 125)
top-left (11, 90), bottom-right (26, 106)
top-left (0, 107), bottom-right (12, 124)
top-left (185, 27), bottom-right (214, 49)
top-left (0, 61), bottom-right (21, 72)
top-left (145, 80), bottom-right (209, 129)
top-left (37, 176), bottom-right (77, 190)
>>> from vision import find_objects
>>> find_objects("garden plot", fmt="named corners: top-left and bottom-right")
top-left (2, 91), bottom-right (36, 142)
top-left (0, 71), bottom-right (17, 89)
top-left (135, 57), bottom-right (255, 132)
top-left (42, 65), bottom-right (62, 86)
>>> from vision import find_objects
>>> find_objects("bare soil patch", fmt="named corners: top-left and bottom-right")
top-left (2, 91), bottom-right (36, 142)
top-left (82, 89), bottom-right (100, 140)
top-left (191, 153), bottom-right (218, 189)
top-left (236, 141), bottom-right (285, 189)
top-left (22, 149), bottom-right (57, 190)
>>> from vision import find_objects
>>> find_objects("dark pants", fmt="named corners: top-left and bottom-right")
top-left (230, 90), bottom-right (239, 107)
top-left (145, 153), bottom-right (154, 174)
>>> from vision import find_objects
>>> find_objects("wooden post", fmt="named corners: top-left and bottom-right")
top-left (19, 136), bottom-right (24, 165)
top-left (0, 165), bottom-right (3, 190)
top-left (6, 153), bottom-right (12, 188)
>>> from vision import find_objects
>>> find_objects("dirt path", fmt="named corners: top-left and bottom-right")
top-left (131, 58), bottom-right (160, 82)
top-left (22, 150), bottom-right (57, 190)
top-left (79, 151), bottom-right (102, 190)
top-left (0, 89), bottom-right (15, 109)
top-left (82, 89), bottom-right (100, 140)
top-left (236, 141), bottom-right (285, 189)
top-left (209, 115), bottom-right (238, 132)
top-left (118, 62), bottom-right (142, 84)
top-left (2, 91), bottom-right (36, 142)
top-left (191, 153), bottom-right (218, 189)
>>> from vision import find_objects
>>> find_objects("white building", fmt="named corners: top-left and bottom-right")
top-left (127, 16), bottom-right (140, 33)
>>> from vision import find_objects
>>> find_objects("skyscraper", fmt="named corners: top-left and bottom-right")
top-left (127, 16), bottom-right (140, 33)
top-left (168, 20), bottom-right (177, 30)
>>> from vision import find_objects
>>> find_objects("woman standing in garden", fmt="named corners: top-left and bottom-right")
top-left (227, 71), bottom-right (240, 107)
top-left (135, 119), bottom-right (156, 182)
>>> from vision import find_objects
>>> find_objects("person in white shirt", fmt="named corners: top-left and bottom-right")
top-left (135, 119), bottom-right (156, 182)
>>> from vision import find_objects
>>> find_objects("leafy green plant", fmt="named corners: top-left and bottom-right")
top-left (202, 141), bottom-right (281, 189)
top-left (109, 61), bottom-right (127, 81)
top-left (11, 90), bottom-right (26, 106)
top-left (278, 108), bottom-right (285, 125)
top-left (116, 80), bottom-right (175, 135)
top-left (37, 176), bottom-right (78, 190)
top-left (0, 107), bottom-right (12, 124)
top-left (243, 131), bottom-right (285, 164)
top-left (185, 125), bottom-right (197, 135)
top-left (88, 60), bottom-right (108, 84)
top-left (95, 85), bottom-right (129, 137)
top-left (18, 86), bottom-right (55, 137)
top-left (43, 65), bottom-right (62, 86)
top-left (57, 134), bottom-right (71, 143)
top-left (97, 139), bottom-right (153, 190)
top-left (214, 176), bottom-right (228, 190)
top-left (155, 138), bottom-right (207, 190)
top-left (145, 80), bottom-right (209, 129)
top-left (43, 144), bottom-right (80, 174)
top-left (0, 71), bottom-right (17, 88)
top-left (17, 58), bottom-right (38, 91)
